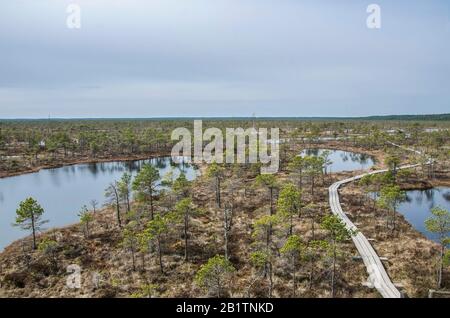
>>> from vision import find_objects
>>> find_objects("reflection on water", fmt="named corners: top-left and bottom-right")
top-left (372, 187), bottom-right (450, 242)
top-left (0, 157), bottom-right (197, 250)
top-left (300, 149), bottom-right (376, 172)
top-left (399, 187), bottom-right (450, 241)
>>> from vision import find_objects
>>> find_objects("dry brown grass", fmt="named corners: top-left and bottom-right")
top-left (1, 142), bottom-right (447, 298)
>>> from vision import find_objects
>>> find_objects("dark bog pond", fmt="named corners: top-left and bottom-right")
top-left (370, 187), bottom-right (450, 241)
top-left (395, 187), bottom-right (450, 241)
top-left (0, 157), bottom-right (197, 250)
top-left (300, 149), bottom-right (376, 172)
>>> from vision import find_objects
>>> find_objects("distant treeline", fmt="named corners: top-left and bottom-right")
top-left (360, 114), bottom-right (450, 121)
top-left (1, 113), bottom-right (449, 123)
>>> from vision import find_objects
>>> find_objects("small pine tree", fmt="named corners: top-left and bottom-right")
top-left (207, 162), bottom-right (224, 208)
top-left (252, 214), bottom-right (280, 298)
top-left (130, 283), bottom-right (159, 298)
top-left (195, 255), bottom-right (235, 298)
top-left (132, 164), bottom-right (161, 219)
top-left (121, 223), bottom-right (139, 271)
top-left (78, 205), bottom-right (94, 238)
top-left (254, 174), bottom-right (278, 216)
top-left (280, 235), bottom-right (303, 297)
top-left (141, 215), bottom-right (169, 274)
top-left (172, 172), bottom-right (191, 198)
top-left (320, 214), bottom-right (356, 298)
top-left (425, 206), bottom-right (450, 289)
top-left (277, 183), bottom-right (301, 236)
top-left (38, 237), bottom-right (59, 272)
top-left (377, 184), bottom-right (406, 231)
top-left (14, 197), bottom-right (48, 250)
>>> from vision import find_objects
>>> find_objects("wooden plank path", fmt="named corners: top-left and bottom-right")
top-left (328, 143), bottom-right (425, 298)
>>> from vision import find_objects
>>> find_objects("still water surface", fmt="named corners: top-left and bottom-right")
top-left (300, 149), bottom-right (376, 172)
top-left (396, 187), bottom-right (450, 242)
top-left (0, 157), bottom-right (197, 250)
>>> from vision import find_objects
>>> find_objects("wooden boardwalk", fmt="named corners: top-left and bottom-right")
top-left (328, 143), bottom-right (424, 298)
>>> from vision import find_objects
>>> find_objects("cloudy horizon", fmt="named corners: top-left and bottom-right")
top-left (1, 0), bottom-right (449, 119)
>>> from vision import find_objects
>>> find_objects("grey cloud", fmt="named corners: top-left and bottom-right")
top-left (0, 0), bottom-right (449, 117)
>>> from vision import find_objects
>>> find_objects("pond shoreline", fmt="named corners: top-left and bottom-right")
top-left (0, 154), bottom-right (199, 251)
top-left (0, 151), bottom-right (173, 179)
top-left (0, 140), bottom-right (394, 179)
top-left (294, 142), bottom-right (388, 170)
top-left (398, 179), bottom-right (450, 191)
top-left (340, 179), bottom-right (450, 296)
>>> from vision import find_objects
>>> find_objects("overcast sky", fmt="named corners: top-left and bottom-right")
top-left (0, 0), bottom-right (449, 118)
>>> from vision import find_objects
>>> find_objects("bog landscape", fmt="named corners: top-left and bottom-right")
top-left (1, 1), bottom-right (449, 300)
top-left (0, 116), bottom-right (449, 298)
